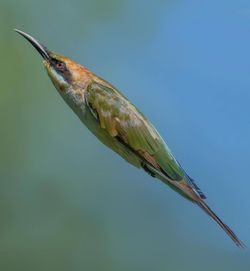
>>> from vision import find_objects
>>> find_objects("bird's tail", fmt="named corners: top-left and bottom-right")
top-left (197, 201), bottom-right (244, 248)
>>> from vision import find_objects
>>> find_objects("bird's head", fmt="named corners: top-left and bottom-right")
top-left (15, 29), bottom-right (89, 93)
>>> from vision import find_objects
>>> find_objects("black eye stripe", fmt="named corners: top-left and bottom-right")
top-left (50, 58), bottom-right (72, 83)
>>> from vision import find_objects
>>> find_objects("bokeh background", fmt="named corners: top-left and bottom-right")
top-left (1, 0), bottom-right (250, 270)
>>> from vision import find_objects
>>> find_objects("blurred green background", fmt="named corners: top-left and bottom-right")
top-left (0, 0), bottom-right (249, 270)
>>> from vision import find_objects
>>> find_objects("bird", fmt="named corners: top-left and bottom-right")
top-left (15, 29), bottom-right (243, 248)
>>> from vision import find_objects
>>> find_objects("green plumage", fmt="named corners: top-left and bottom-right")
top-left (84, 81), bottom-right (185, 182)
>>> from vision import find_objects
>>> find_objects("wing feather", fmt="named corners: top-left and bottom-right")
top-left (83, 81), bottom-right (246, 247)
top-left (85, 81), bottom-right (185, 182)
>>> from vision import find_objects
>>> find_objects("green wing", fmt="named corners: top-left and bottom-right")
top-left (85, 81), bottom-right (185, 181)
top-left (83, 81), bottom-right (244, 247)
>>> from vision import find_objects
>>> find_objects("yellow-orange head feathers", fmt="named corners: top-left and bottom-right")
top-left (43, 52), bottom-right (90, 92)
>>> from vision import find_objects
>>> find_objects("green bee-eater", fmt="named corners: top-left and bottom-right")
top-left (15, 29), bottom-right (243, 247)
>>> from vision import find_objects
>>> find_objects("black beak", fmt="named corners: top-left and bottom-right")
top-left (14, 29), bottom-right (50, 61)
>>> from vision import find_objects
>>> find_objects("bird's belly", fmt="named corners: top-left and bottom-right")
top-left (75, 103), bottom-right (142, 168)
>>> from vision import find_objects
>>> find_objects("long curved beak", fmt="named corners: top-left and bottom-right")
top-left (14, 29), bottom-right (50, 61)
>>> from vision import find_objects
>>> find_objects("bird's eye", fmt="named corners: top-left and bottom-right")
top-left (56, 61), bottom-right (65, 70)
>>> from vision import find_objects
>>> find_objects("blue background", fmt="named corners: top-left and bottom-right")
top-left (0, 0), bottom-right (249, 270)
